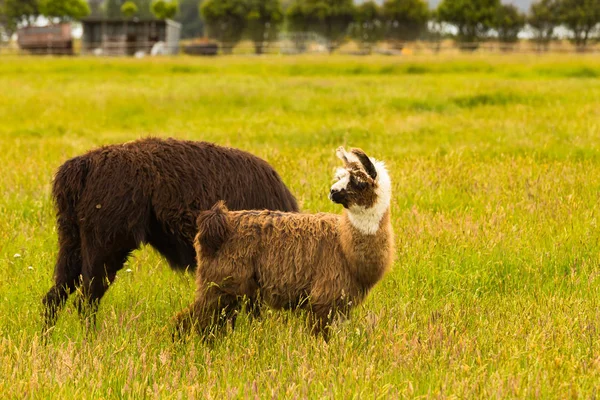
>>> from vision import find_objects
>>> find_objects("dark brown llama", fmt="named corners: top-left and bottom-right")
top-left (43, 137), bottom-right (298, 332)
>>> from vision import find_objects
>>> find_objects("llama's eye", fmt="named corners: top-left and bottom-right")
top-left (353, 178), bottom-right (368, 190)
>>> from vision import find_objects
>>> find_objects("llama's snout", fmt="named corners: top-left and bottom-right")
top-left (329, 188), bottom-right (348, 206)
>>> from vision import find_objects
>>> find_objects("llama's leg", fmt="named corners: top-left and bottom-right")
top-left (103, 249), bottom-right (132, 283)
top-left (307, 303), bottom-right (336, 342)
top-left (202, 291), bottom-right (241, 338)
top-left (222, 295), bottom-right (261, 333)
top-left (76, 267), bottom-right (107, 329)
top-left (172, 304), bottom-right (196, 339)
top-left (42, 191), bottom-right (86, 335)
top-left (246, 295), bottom-right (262, 320)
top-left (77, 240), bottom-right (133, 328)
top-left (173, 285), bottom-right (240, 340)
top-left (42, 245), bottom-right (82, 334)
top-left (228, 281), bottom-right (260, 331)
top-left (174, 259), bottom-right (256, 340)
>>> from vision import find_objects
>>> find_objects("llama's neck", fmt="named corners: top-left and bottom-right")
top-left (340, 210), bottom-right (394, 293)
top-left (342, 207), bottom-right (392, 240)
top-left (339, 158), bottom-right (394, 293)
top-left (346, 203), bottom-right (390, 236)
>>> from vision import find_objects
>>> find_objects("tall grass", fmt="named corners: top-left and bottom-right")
top-left (1, 54), bottom-right (600, 398)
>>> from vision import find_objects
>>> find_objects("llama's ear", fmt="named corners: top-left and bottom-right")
top-left (351, 148), bottom-right (377, 180)
top-left (336, 146), bottom-right (350, 164)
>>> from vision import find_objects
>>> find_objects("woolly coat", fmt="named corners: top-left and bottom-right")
top-left (43, 137), bottom-right (298, 331)
top-left (194, 205), bottom-right (394, 315)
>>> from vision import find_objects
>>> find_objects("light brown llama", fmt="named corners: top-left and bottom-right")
top-left (174, 147), bottom-right (394, 339)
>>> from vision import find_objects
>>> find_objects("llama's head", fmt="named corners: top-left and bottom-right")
top-left (330, 147), bottom-right (391, 234)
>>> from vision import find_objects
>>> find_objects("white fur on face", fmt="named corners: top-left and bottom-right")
top-left (347, 159), bottom-right (391, 235)
top-left (330, 168), bottom-right (350, 194)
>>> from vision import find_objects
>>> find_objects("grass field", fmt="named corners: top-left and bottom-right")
top-left (1, 54), bottom-right (600, 398)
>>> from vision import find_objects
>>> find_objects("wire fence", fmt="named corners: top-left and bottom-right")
top-left (1, 39), bottom-right (599, 56)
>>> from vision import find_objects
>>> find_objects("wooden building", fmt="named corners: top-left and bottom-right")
top-left (81, 18), bottom-right (181, 56)
top-left (17, 24), bottom-right (73, 55)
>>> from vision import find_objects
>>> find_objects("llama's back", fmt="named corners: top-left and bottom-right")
top-left (64, 138), bottom-right (298, 255)
top-left (79, 137), bottom-right (298, 214)
top-left (137, 138), bottom-right (298, 214)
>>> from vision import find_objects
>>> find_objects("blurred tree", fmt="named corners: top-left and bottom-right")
top-left (121, 0), bottom-right (138, 16)
top-left (349, 1), bottom-right (384, 53)
top-left (175, 0), bottom-right (203, 38)
top-left (493, 4), bottom-right (525, 44)
top-left (437, 0), bottom-right (499, 45)
top-left (558, 0), bottom-right (600, 50)
top-left (87, 0), bottom-right (104, 16)
top-left (151, 0), bottom-right (178, 19)
top-left (200, 0), bottom-right (247, 53)
top-left (0, 0), bottom-right (12, 38)
top-left (304, 0), bottom-right (355, 52)
top-left (246, 0), bottom-right (283, 54)
top-left (286, 0), bottom-right (306, 31)
top-left (285, 0), bottom-right (309, 51)
top-left (528, 0), bottom-right (560, 50)
top-left (39, 0), bottom-right (91, 21)
top-left (382, 0), bottom-right (429, 47)
top-left (134, 0), bottom-right (153, 17)
top-left (104, 0), bottom-right (122, 17)
top-left (0, 0), bottom-right (39, 34)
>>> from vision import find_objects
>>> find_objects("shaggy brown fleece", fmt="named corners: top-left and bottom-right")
top-left (42, 137), bottom-right (298, 332)
top-left (174, 147), bottom-right (394, 340)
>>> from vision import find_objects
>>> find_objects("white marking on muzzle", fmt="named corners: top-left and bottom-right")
top-left (330, 168), bottom-right (350, 194)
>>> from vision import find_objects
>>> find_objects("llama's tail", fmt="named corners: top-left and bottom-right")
top-left (43, 155), bottom-right (90, 330)
top-left (196, 201), bottom-right (231, 258)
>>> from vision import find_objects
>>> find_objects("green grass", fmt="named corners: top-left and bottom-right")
top-left (1, 54), bottom-right (600, 398)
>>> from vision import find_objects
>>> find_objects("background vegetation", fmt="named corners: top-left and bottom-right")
top-left (0, 54), bottom-right (600, 397)
top-left (1, 0), bottom-right (600, 51)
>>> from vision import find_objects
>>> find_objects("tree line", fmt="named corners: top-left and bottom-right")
top-left (1, 0), bottom-right (599, 51)
top-left (199, 0), bottom-right (600, 53)
top-left (0, 0), bottom-right (178, 34)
